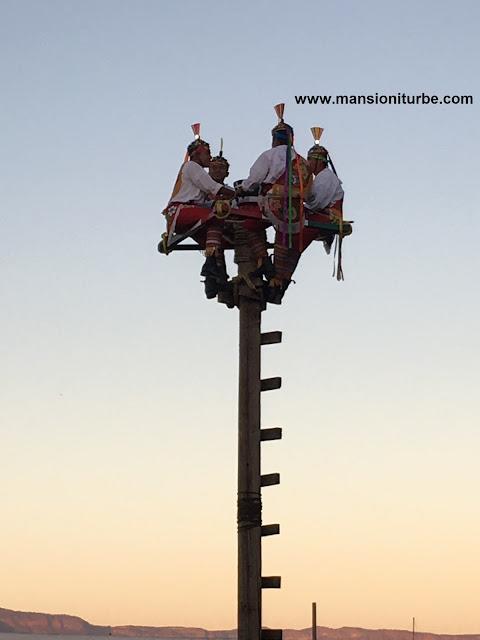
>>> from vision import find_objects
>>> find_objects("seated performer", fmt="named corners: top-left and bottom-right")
top-left (305, 128), bottom-right (344, 253)
top-left (163, 124), bottom-right (235, 299)
top-left (236, 104), bottom-right (313, 304)
top-left (201, 145), bottom-right (237, 293)
top-left (208, 145), bottom-right (232, 189)
top-left (302, 126), bottom-right (351, 280)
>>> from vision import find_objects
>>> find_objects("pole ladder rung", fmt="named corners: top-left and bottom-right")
top-left (260, 377), bottom-right (282, 391)
top-left (261, 576), bottom-right (281, 589)
top-left (261, 524), bottom-right (280, 536)
top-left (262, 630), bottom-right (283, 640)
top-left (261, 473), bottom-right (280, 487)
top-left (260, 427), bottom-right (282, 441)
top-left (261, 331), bottom-right (282, 345)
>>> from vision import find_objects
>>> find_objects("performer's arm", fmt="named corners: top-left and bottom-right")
top-left (305, 175), bottom-right (337, 211)
top-left (239, 152), bottom-right (270, 193)
top-left (185, 162), bottom-right (223, 197)
top-left (215, 185), bottom-right (236, 199)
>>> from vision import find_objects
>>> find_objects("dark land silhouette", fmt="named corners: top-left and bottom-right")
top-left (1, 607), bottom-right (479, 640)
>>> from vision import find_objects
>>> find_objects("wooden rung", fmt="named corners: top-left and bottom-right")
top-left (261, 331), bottom-right (282, 345)
top-left (262, 576), bottom-right (281, 589)
top-left (261, 377), bottom-right (282, 392)
top-left (262, 630), bottom-right (283, 640)
top-left (261, 524), bottom-right (280, 537)
top-left (261, 428), bottom-right (282, 441)
top-left (261, 473), bottom-right (280, 487)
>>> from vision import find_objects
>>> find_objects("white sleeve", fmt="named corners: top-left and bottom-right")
top-left (241, 152), bottom-right (271, 191)
top-left (305, 174), bottom-right (339, 211)
top-left (184, 162), bottom-right (223, 196)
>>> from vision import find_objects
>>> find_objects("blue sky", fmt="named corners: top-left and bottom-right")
top-left (1, 0), bottom-right (479, 634)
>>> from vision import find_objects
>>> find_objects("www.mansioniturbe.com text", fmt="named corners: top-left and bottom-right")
top-left (295, 93), bottom-right (473, 105)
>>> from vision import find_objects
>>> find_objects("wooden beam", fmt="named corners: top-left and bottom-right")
top-left (261, 473), bottom-right (280, 487)
top-left (305, 219), bottom-right (353, 234)
top-left (261, 524), bottom-right (280, 537)
top-left (260, 377), bottom-right (282, 392)
top-left (236, 226), bottom-right (262, 640)
top-left (261, 331), bottom-right (282, 345)
top-left (262, 576), bottom-right (281, 589)
top-left (260, 428), bottom-right (282, 441)
top-left (262, 630), bottom-right (283, 640)
top-left (157, 242), bottom-right (202, 253)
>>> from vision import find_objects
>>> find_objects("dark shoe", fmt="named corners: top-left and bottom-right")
top-left (263, 281), bottom-right (280, 304)
top-left (204, 276), bottom-right (219, 299)
top-left (201, 255), bottom-right (221, 278)
top-left (216, 260), bottom-right (229, 285)
top-left (266, 279), bottom-right (291, 305)
top-left (251, 255), bottom-right (276, 281)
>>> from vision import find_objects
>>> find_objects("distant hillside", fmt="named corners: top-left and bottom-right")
top-left (0, 608), bottom-right (109, 635)
top-left (1, 607), bottom-right (480, 640)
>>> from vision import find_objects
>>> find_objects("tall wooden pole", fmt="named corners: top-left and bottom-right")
top-left (312, 603), bottom-right (317, 640)
top-left (236, 228), bottom-right (263, 640)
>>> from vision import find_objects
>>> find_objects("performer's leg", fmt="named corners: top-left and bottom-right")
top-left (272, 232), bottom-right (301, 282)
top-left (245, 228), bottom-right (276, 280)
top-left (202, 221), bottom-right (228, 298)
top-left (205, 222), bottom-right (224, 257)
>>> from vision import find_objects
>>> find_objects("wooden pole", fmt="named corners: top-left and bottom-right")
top-left (312, 603), bottom-right (317, 640)
top-left (236, 227), bottom-right (263, 640)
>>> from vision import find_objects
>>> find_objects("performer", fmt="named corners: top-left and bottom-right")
top-left (163, 124), bottom-right (235, 298)
top-left (305, 129), bottom-right (344, 253)
top-left (208, 145), bottom-right (233, 189)
top-left (236, 105), bottom-right (313, 303)
top-left (201, 144), bottom-right (236, 295)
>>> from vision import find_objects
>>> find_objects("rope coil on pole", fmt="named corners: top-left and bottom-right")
top-left (237, 493), bottom-right (262, 531)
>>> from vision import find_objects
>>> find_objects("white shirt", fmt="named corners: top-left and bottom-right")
top-left (169, 161), bottom-right (223, 204)
top-left (305, 168), bottom-right (344, 211)
top-left (241, 146), bottom-right (297, 192)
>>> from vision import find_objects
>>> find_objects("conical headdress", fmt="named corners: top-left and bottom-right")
top-left (310, 127), bottom-right (324, 145)
top-left (272, 103), bottom-right (293, 140)
top-left (187, 122), bottom-right (210, 156)
top-left (308, 126), bottom-right (328, 161)
top-left (191, 123), bottom-right (201, 139)
top-left (274, 103), bottom-right (285, 122)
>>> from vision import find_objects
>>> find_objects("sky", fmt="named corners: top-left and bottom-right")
top-left (1, 0), bottom-right (479, 635)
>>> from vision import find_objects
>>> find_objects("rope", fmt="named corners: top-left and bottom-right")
top-left (327, 209), bottom-right (349, 281)
top-left (288, 138), bottom-right (293, 248)
top-left (282, 148), bottom-right (289, 247)
top-left (237, 493), bottom-right (262, 531)
top-left (295, 154), bottom-right (306, 253)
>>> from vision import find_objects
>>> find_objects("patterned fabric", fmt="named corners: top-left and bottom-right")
top-left (271, 122), bottom-right (294, 141)
top-left (308, 144), bottom-right (329, 162)
top-left (273, 241), bottom-right (301, 280)
top-left (262, 154), bottom-right (313, 233)
top-left (187, 138), bottom-right (210, 155)
top-left (210, 154), bottom-right (229, 168)
top-left (245, 229), bottom-right (268, 260)
top-left (205, 224), bottom-right (224, 254)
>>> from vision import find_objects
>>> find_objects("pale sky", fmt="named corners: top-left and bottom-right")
top-left (1, 0), bottom-right (479, 635)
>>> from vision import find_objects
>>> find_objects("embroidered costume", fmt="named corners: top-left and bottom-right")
top-left (238, 105), bottom-right (313, 303)
top-left (163, 125), bottom-right (235, 298)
